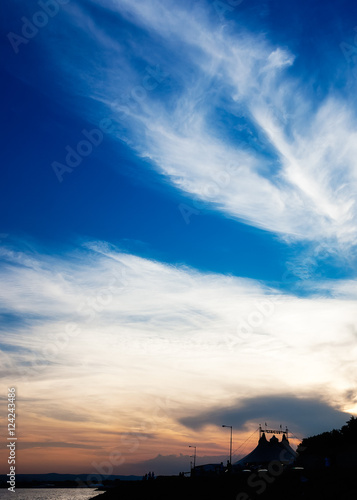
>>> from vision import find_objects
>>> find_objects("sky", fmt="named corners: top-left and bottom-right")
top-left (1, 0), bottom-right (357, 477)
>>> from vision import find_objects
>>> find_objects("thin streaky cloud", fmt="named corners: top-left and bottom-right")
top-left (0, 242), bottom-right (356, 411)
top-left (44, 0), bottom-right (357, 252)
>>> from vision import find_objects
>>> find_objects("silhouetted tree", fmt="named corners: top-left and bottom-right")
top-left (297, 416), bottom-right (357, 467)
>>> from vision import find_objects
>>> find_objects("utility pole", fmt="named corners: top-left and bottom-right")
top-left (189, 445), bottom-right (197, 469)
top-left (222, 425), bottom-right (233, 466)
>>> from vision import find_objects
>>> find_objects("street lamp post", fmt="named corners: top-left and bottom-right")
top-left (222, 425), bottom-right (233, 466)
top-left (189, 445), bottom-right (197, 469)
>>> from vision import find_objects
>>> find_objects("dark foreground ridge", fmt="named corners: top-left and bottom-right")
top-left (93, 468), bottom-right (356, 500)
top-left (94, 417), bottom-right (357, 500)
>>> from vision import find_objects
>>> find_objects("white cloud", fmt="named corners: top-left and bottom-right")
top-left (55, 0), bottom-right (357, 253)
top-left (1, 241), bottom-right (356, 469)
top-left (0, 242), bottom-right (356, 416)
top-left (266, 48), bottom-right (295, 69)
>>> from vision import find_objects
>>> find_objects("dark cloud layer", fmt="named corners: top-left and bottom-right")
top-left (179, 394), bottom-right (350, 437)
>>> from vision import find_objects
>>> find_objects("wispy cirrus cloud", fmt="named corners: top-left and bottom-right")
top-left (0, 240), bottom-right (356, 469)
top-left (0, 241), bottom-right (356, 407)
top-left (2, 0), bottom-right (357, 475)
top-left (40, 0), bottom-right (357, 253)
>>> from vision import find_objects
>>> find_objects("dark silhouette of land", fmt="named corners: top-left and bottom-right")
top-left (90, 468), bottom-right (356, 500)
top-left (2, 419), bottom-right (356, 498)
top-left (93, 417), bottom-right (357, 500)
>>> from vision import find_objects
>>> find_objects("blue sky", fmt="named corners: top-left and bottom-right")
top-left (1, 0), bottom-right (357, 475)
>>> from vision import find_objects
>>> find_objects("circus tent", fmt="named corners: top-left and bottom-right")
top-left (234, 431), bottom-right (297, 467)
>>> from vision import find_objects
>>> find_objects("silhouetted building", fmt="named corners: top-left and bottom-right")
top-left (192, 463), bottom-right (225, 477)
top-left (234, 432), bottom-right (297, 468)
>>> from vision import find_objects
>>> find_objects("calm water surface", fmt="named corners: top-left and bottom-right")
top-left (0, 489), bottom-right (104, 500)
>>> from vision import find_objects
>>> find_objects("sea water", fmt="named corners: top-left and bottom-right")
top-left (0, 489), bottom-right (104, 500)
